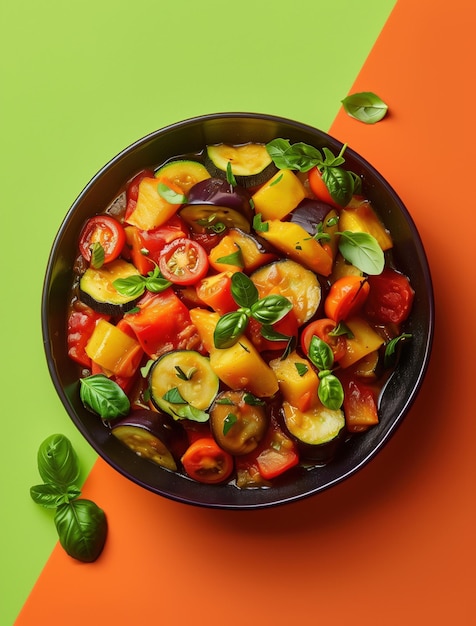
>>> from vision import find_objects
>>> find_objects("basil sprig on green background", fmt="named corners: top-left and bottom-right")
top-left (214, 273), bottom-right (292, 349)
top-left (30, 434), bottom-right (107, 563)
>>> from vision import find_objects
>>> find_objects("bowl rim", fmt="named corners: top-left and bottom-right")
top-left (42, 112), bottom-right (435, 509)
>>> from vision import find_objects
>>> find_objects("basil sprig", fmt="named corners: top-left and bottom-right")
top-left (266, 139), bottom-right (360, 207)
top-left (214, 273), bottom-right (292, 349)
top-left (113, 264), bottom-right (172, 298)
top-left (30, 435), bottom-right (107, 562)
top-left (308, 336), bottom-right (344, 410)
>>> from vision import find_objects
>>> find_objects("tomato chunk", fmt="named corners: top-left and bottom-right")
top-left (324, 275), bottom-right (370, 322)
top-left (364, 268), bottom-right (414, 324)
top-left (123, 288), bottom-right (203, 358)
top-left (67, 303), bottom-right (109, 368)
top-left (181, 438), bottom-right (234, 484)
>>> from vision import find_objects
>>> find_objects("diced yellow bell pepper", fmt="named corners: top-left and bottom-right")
top-left (339, 199), bottom-right (393, 251)
top-left (269, 351), bottom-right (319, 412)
top-left (125, 176), bottom-right (183, 230)
top-left (259, 219), bottom-right (333, 277)
top-left (190, 308), bottom-right (278, 397)
top-left (251, 169), bottom-right (306, 220)
top-left (339, 316), bottom-right (385, 368)
top-left (85, 319), bottom-right (142, 377)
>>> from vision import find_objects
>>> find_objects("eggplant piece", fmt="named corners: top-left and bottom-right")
top-left (187, 177), bottom-right (252, 219)
top-left (205, 143), bottom-right (278, 189)
top-left (79, 259), bottom-right (141, 315)
top-left (287, 198), bottom-right (334, 235)
top-left (179, 204), bottom-right (251, 234)
top-left (282, 401), bottom-right (346, 463)
top-left (210, 390), bottom-right (269, 456)
top-left (111, 409), bottom-right (187, 471)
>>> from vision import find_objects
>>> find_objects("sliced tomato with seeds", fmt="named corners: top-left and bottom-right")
top-left (181, 438), bottom-right (234, 484)
top-left (79, 215), bottom-right (126, 265)
top-left (159, 237), bottom-right (209, 285)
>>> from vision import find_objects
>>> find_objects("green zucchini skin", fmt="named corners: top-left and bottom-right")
top-left (79, 259), bottom-right (140, 315)
top-left (205, 144), bottom-right (278, 189)
top-left (149, 350), bottom-right (219, 421)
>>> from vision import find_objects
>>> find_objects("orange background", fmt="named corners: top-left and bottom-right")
top-left (15, 1), bottom-right (475, 624)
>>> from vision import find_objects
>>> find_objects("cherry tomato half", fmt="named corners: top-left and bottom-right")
top-left (308, 166), bottom-right (339, 208)
top-left (79, 215), bottom-right (126, 265)
top-left (181, 438), bottom-right (234, 484)
top-left (159, 238), bottom-right (209, 285)
top-left (364, 268), bottom-right (414, 325)
top-left (300, 318), bottom-right (347, 362)
top-left (324, 275), bottom-right (370, 322)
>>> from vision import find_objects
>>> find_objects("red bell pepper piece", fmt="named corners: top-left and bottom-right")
top-left (123, 288), bottom-right (203, 359)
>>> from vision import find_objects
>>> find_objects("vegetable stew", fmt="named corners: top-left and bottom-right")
top-left (67, 139), bottom-right (414, 488)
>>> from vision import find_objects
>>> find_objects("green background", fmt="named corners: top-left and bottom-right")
top-left (0, 1), bottom-right (395, 623)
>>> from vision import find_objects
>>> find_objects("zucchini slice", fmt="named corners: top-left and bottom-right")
top-left (282, 401), bottom-right (345, 462)
top-left (205, 143), bottom-right (277, 188)
top-left (251, 260), bottom-right (321, 325)
top-left (149, 350), bottom-right (219, 422)
top-left (79, 259), bottom-right (141, 315)
top-left (155, 160), bottom-right (211, 194)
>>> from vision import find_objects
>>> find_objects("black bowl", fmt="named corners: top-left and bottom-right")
top-left (42, 113), bottom-right (434, 509)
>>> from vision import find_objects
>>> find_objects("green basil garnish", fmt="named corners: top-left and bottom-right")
top-left (307, 336), bottom-right (344, 410)
top-left (80, 374), bottom-right (130, 419)
top-left (113, 265), bottom-right (172, 298)
top-left (223, 413), bottom-right (238, 435)
top-left (341, 92), bottom-right (388, 124)
top-left (157, 182), bottom-right (187, 204)
top-left (30, 434), bottom-right (107, 562)
top-left (337, 230), bottom-right (384, 275)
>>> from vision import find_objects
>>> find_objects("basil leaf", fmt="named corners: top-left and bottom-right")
top-left (216, 247), bottom-right (244, 268)
top-left (230, 272), bottom-right (259, 308)
top-left (163, 387), bottom-right (187, 403)
top-left (90, 242), bottom-right (105, 269)
top-left (321, 166), bottom-right (355, 207)
top-left (37, 434), bottom-right (80, 488)
top-left (54, 499), bottom-right (107, 563)
top-left (145, 273), bottom-right (172, 292)
top-left (308, 335), bottom-right (334, 371)
top-left (253, 213), bottom-right (269, 232)
top-left (223, 413), bottom-right (238, 435)
top-left (216, 397), bottom-right (234, 405)
top-left (80, 374), bottom-right (130, 419)
top-left (260, 325), bottom-right (291, 342)
top-left (338, 230), bottom-right (384, 275)
top-left (318, 374), bottom-right (344, 410)
top-left (172, 403), bottom-right (209, 423)
top-left (243, 393), bottom-right (265, 406)
top-left (267, 139), bottom-right (322, 172)
top-left (213, 310), bottom-right (249, 349)
top-left (341, 92), bottom-right (388, 124)
top-left (113, 275), bottom-right (146, 297)
top-left (30, 483), bottom-right (82, 508)
top-left (329, 321), bottom-right (354, 338)
top-left (251, 294), bottom-right (292, 325)
top-left (157, 182), bottom-right (187, 204)
top-left (295, 362), bottom-right (308, 377)
top-left (226, 161), bottom-right (237, 186)
top-left (175, 365), bottom-right (197, 381)
top-left (384, 333), bottom-right (412, 368)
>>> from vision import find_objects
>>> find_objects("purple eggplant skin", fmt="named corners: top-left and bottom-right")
top-left (287, 198), bottom-right (334, 235)
top-left (187, 178), bottom-right (252, 219)
top-left (111, 409), bottom-right (188, 469)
